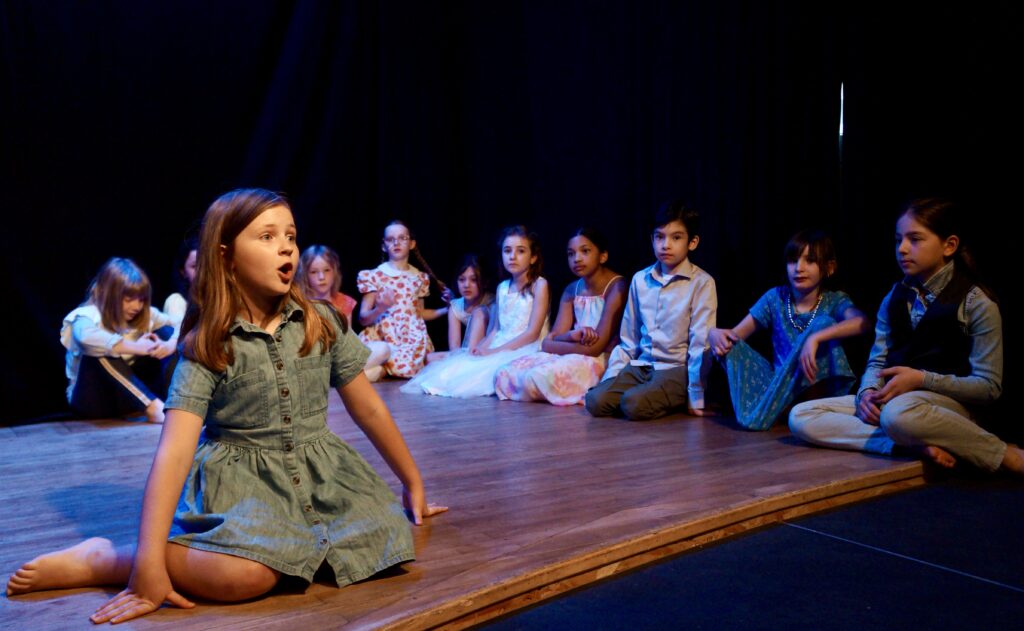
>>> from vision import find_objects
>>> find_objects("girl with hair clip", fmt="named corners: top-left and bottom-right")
top-left (402, 225), bottom-right (550, 398)
top-left (299, 245), bottom-right (390, 379)
top-left (426, 254), bottom-right (493, 363)
top-left (789, 198), bottom-right (1024, 474)
top-left (708, 230), bottom-right (870, 430)
top-left (61, 257), bottom-right (178, 424)
top-left (495, 227), bottom-right (627, 405)
top-left (357, 220), bottom-right (448, 379)
top-left (163, 236), bottom-right (198, 328)
top-left (7, 188), bottom-right (446, 621)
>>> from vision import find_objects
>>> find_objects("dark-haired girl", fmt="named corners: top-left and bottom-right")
top-left (496, 228), bottom-right (627, 405)
top-left (402, 226), bottom-right (549, 398)
top-left (790, 199), bottom-right (1024, 474)
top-left (709, 230), bottom-right (869, 430)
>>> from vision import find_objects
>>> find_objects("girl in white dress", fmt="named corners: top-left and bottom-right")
top-left (402, 226), bottom-right (549, 398)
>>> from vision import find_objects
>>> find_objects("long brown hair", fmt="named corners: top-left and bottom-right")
top-left (902, 197), bottom-right (997, 303)
top-left (498, 225), bottom-right (543, 294)
top-left (181, 188), bottom-right (338, 372)
top-left (86, 257), bottom-right (152, 334)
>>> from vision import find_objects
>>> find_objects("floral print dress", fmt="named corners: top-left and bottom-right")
top-left (357, 262), bottom-right (433, 378)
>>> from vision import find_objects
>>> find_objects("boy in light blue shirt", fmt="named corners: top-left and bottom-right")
top-left (585, 201), bottom-right (717, 420)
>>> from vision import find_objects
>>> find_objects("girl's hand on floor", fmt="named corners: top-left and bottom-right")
top-left (402, 485), bottom-right (448, 526)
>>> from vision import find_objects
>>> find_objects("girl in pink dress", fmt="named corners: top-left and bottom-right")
top-left (357, 221), bottom-right (448, 379)
top-left (299, 245), bottom-right (391, 380)
top-left (496, 228), bottom-right (627, 405)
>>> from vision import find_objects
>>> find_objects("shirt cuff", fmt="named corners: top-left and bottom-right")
top-left (105, 333), bottom-right (124, 354)
top-left (688, 386), bottom-right (704, 409)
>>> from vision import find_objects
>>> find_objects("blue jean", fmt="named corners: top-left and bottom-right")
top-left (788, 391), bottom-right (1006, 471)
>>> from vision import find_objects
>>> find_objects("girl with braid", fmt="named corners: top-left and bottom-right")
top-left (357, 220), bottom-right (449, 378)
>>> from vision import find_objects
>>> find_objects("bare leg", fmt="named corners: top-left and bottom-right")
top-left (6, 538), bottom-right (131, 595)
top-left (164, 543), bottom-right (280, 602)
top-left (8, 540), bottom-right (279, 603)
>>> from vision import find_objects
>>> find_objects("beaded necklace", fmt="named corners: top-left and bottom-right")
top-left (787, 289), bottom-right (823, 332)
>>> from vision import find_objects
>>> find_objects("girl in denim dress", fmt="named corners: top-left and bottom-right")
top-left (7, 189), bottom-right (446, 623)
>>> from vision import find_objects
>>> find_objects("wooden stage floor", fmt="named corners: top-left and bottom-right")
top-left (1, 381), bottom-right (923, 629)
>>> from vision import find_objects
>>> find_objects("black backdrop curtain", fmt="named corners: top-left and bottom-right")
top-left (2, 2), bottom-right (1018, 429)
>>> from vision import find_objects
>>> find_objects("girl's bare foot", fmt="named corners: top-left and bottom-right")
top-left (923, 445), bottom-right (956, 468)
top-left (1000, 443), bottom-right (1024, 475)
top-left (6, 538), bottom-right (126, 596)
top-left (146, 398), bottom-right (165, 424)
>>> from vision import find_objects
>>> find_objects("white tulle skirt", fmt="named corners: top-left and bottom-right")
top-left (400, 344), bottom-right (540, 398)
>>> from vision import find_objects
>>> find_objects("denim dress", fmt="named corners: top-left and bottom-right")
top-left (165, 302), bottom-right (414, 585)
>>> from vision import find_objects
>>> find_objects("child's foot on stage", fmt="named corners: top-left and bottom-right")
top-left (922, 445), bottom-right (956, 468)
top-left (1000, 443), bottom-right (1024, 476)
top-left (6, 537), bottom-right (122, 596)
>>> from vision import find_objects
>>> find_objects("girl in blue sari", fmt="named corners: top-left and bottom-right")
top-left (709, 231), bottom-right (870, 430)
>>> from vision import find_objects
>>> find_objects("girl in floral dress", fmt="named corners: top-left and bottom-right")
top-left (357, 221), bottom-right (448, 379)
top-left (496, 228), bottom-right (627, 405)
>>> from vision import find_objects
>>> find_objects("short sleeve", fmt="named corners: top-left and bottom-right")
top-left (828, 290), bottom-right (856, 320)
top-left (327, 309), bottom-right (372, 388)
top-left (416, 272), bottom-right (430, 299)
top-left (748, 288), bottom-right (778, 329)
top-left (166, 356), bottom-right (221, 419)
top-left (356, 269), bottom-right (377, 295)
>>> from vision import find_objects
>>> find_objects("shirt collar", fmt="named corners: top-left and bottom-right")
top-left (378, 261), bottom-right (420, 277)
top-left (229, 300), bottom-right (304, 333)
top-left (648, 258), bottom-right (695, 285)
top-left (902, 260), bottom-right (955, 298)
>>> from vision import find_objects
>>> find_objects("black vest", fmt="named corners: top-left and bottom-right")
top-left (885, 271), bottom-right (973, 377)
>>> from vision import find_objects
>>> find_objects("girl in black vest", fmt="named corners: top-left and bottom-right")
top-left (789, 198), bottom-right (1023, 474)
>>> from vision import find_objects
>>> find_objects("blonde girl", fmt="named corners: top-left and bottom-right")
top-left (61, 257), bottom-right (177, 424)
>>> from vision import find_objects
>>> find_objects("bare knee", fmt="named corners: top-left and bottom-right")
top-left (214, 561), bottom-right (279, 602)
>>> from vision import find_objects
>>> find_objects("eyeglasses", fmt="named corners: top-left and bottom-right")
top-left (384, 236), bottom-right (410, 245)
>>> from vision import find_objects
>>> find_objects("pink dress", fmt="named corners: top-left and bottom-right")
top-left (357, 262), bottom-right (433, 378)
top-left (495, 276), bottom-right (621, 405)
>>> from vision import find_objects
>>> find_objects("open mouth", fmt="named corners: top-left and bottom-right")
top-left (278, 262), bottom-right (294, 282)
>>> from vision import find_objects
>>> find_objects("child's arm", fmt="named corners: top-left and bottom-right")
top-left (539, 285), bottom-right (577, 348)
top-left (877, 288), bottom-right (1003, 405)
top-left (475, 278), bottom-right (550, 355)
top-left (447, 308), bottom-right (464, 350)
top-left (358, 288), bottom-right (396, 327)
top-left (542, 278), bottom-right (628, 357)
top-left (798, 306), bottom-right (870, 382)
top-left (417, 298), bottom-right (449, 322)
top-left (68, 316), bottom-right (157, 357)
top-left (91, 409), bottom-right (203, 623)
top-left (338, 374), bottom-right (447, 524)
top-left (603, 277), bottom-right (640, 380)
top-left (708, 315), bottom-right (759, 357)
top-left (686, 276), bottom-right (717, 415)
top-left (465, 306), bottom-right (490, 349)
top-left (854, 290), bottom-right (897, 424)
